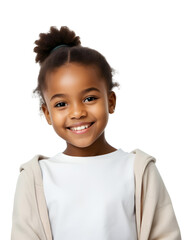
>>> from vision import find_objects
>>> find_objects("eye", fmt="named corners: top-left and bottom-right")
top-left (55, 102), bottom-right (67, 108)
top-left (84, 96), bottom-right (98, 103)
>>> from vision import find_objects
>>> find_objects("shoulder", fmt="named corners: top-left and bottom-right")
top-left (132, 148), bottom-right (171, 207)
top-left (132, 148), bottom-right (164, 192)
top-left (19, 155), bottom-right (48, 171)
top-left (18, 154), bottom-right (49, 186)
top-left (131, 148), bottom-right (156, 178)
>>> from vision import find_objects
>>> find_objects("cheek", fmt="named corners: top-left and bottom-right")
top-left (50, 110), bottom-right (66, 127)
top-left (50, 112), bottom-right (67, 138)
top-left (92, 100), bottom-right (109, 125)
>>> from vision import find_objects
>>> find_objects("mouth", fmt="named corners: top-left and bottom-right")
top-left (67, 122), bottom-right (95, 132)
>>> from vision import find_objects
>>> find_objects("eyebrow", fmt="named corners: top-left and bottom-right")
top-left (50, 87), bottom-right (101, 101)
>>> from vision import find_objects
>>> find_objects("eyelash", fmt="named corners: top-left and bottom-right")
top-left (54, 96), bottom-right (98, 108)
top-left (84, 96), bottom-right (98, 102)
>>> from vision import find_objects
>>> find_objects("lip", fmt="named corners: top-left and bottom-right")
top-left (66, 122), bottom-right (95, 129)
top-left (67, 122), bottom-right (95, 134)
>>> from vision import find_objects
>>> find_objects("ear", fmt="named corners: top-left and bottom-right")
top-left (41, 104), bottom-right (52, 125)
top-left (108, 91), bottom-right (116, 114)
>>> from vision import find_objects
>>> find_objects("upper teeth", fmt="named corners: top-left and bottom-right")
top-left (70, 125), bottom-right (90, 131)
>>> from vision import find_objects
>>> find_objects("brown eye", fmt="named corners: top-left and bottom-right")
top-left (55, 102), bottom-right (67, 108)
top-left (84, 96), bottom-right (98, 102)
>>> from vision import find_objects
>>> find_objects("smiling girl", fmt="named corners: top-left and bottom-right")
top-left (11, 26), bottom-right (181, 240)
top-left (42, 62), bottom-right (116, 156)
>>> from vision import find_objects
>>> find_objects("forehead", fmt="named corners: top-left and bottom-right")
top-left (45, 63), bottom-right (107, 95)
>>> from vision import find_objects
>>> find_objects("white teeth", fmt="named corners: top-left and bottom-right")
top-left (70, 125), bottom-right (90, 131)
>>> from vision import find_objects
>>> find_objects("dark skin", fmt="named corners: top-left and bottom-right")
top-left (42, 63), bottom-right (117, 157)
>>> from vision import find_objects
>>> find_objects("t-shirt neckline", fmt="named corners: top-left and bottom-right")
top-left (52, 148), bottom-right (123, 163)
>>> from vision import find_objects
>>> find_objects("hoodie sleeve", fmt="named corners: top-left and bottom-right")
top-left (140, 162), bottom-right (181, 240)
top-left (11, 169), bottom-right (46, 240)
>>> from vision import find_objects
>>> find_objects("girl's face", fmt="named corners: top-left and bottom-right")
top-left (42, 63), bottom-right (116, 154)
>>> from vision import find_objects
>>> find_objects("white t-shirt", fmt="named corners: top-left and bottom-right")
top-left (39, 148), bottom-right (137, 240)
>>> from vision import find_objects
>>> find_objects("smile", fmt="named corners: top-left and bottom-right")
top-left (67, 122), bottom-right (95, 134)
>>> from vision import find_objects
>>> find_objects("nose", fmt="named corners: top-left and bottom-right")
top-left (69, 102), bottom-right (87, 119)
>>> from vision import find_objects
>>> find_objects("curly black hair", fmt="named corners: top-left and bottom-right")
top-left (33, 26), bottom-right (120, 108)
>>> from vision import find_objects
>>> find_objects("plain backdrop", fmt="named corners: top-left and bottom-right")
top-left (0, 0), bottom-right (191, 239)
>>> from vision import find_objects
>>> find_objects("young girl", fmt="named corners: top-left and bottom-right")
top-left (11, 26), bottom-right (181, 240)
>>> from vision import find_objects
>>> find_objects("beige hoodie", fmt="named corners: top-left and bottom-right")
top-left (11, 149), bottom-right (181, 240)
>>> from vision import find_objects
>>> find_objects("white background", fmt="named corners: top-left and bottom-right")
top-left (0, 0), bottom-right (191, 239)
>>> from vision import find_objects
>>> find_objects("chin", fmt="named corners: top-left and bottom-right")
top-left (66, 138), bottom-right (97, 149)
top-left (71, 142), bottom-right (94, 149)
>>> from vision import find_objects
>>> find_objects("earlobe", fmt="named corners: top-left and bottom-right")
top-left (41, 104), bottom-right (52, 125)
top-left (108, 91), bottom-right (116, 114)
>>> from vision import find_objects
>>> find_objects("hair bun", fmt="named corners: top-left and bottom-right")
top-left (34, 26), bottom-right (81, 64)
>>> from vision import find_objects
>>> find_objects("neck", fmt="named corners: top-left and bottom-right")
top-left (63, 132), bottom-right (117, 157)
